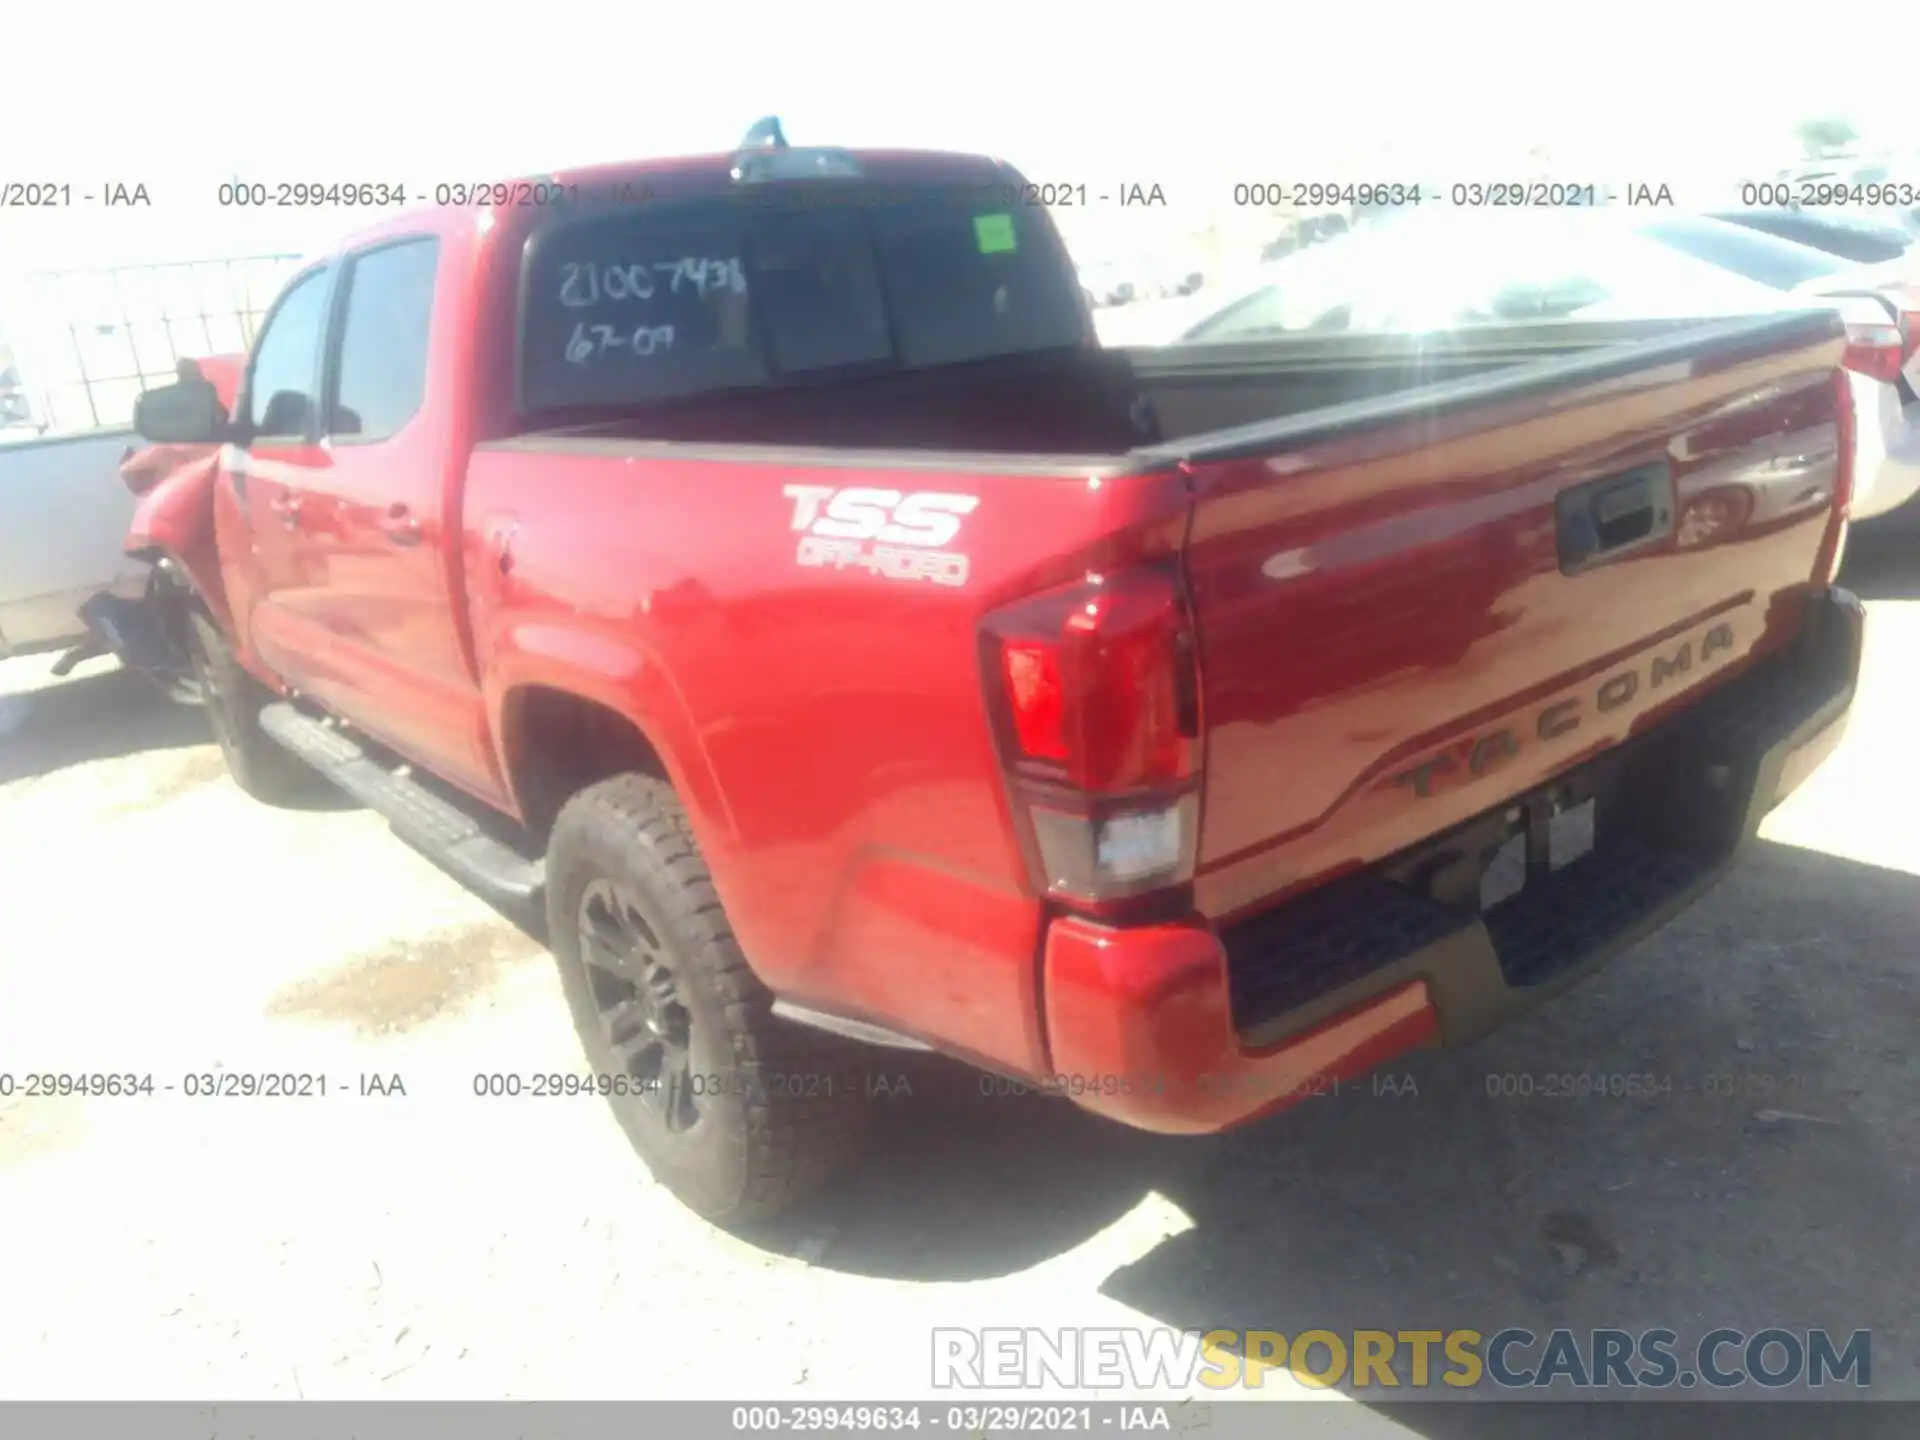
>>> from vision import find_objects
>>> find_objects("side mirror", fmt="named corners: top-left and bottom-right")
top-left (133, 380), bottom-right (230, 445)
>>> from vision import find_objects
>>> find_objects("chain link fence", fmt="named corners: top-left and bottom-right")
top-left (0, 253), bottom-right (302, 437)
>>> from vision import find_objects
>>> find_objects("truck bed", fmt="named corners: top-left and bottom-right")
top-left (512, 318), bottom-right (1728, 460)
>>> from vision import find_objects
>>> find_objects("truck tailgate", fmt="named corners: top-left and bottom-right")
top-left (1174, 310), bottom-right (1850, 921)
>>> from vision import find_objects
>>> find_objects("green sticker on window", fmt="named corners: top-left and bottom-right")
top-left (974, 212), bottom-right (1018, 254)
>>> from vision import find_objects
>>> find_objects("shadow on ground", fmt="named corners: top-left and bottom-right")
top-left (0, 660), bottom-right (360, 813)
top-left (737, 531), bottom-right (1920, 1305)
top-left (0, 663), bottom-right (210, 788)
top-left (743, 838), bottom-right (1920, 1410)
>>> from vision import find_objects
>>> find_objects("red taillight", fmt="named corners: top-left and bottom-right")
top-left (1841, 320), bottom-right (1906, 383)
top-left (987, 567), bottom-right (1197, 794)
top-left (1001, 642), bottom-right (1068, 762)
top-left (983, 564), bottom-right (1202, 908)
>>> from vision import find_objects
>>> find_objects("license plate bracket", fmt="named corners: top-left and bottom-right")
top-left (1479, 794), bottom-right (1596, 912)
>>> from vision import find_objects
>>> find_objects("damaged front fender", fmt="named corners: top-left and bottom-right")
top-left (123, 446), bottom-right (229, 630)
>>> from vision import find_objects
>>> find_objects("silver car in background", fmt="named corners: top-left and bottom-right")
top-left (1175, 208), bottom-right (1920, 523)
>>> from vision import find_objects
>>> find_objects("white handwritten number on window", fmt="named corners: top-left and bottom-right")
top-left (566, 323), bottom-right (678, 366)
top-left (558, 257), bottom-right (747, 308)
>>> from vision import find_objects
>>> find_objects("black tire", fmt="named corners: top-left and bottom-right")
top-left (185, 609), bottom-right (323, 805)
top-left (545, 774), bottom-right (867, 1224)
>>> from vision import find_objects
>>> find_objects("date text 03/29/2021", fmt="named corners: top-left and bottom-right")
top-left (1227, 181), bottom-right (1678, 209)
top-left (980, 1067), bottom-right (1840, 1105)
top-left (0, 1072), bottom-right (405, 1098)
top-left (732, 1405), bottom-right (1173, 1433)
top-left (209, 180), bottom-right (663, 210)
top-left (0, 1070), bottom-right (927, 1103)
top-left (25, 1065), bottom-right (1812, 1106)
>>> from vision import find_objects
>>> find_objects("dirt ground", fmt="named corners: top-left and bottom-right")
top-left (1, 530), bottom-right (1916, 1421)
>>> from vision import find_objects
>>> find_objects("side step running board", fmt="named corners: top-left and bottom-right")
top-left (258, 702), bottom-right (545, 903)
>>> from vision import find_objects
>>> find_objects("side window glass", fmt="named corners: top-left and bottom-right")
top-left (331, 239), bottom-right (439, 440)
top-left (246, 268), bottom-right (330, 438)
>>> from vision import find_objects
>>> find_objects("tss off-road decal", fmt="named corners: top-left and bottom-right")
top-left (783, 485), bottom-right (980, 588)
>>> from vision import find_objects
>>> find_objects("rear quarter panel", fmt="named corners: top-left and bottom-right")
top-left (461, 441), bottom-right (1189, 1078)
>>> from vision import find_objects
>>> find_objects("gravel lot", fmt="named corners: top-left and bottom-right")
top-left (1, 527), bottom-right (1916, 1418)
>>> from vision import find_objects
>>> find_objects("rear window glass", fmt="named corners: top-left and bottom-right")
top-left (518, 186), bottom-right (1085, 413)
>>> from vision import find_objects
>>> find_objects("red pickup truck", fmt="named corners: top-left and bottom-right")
top-left (119, 136), bottom-right (1864, 1225)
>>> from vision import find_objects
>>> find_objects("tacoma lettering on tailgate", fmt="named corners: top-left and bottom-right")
top-left (784, 484), bottom-right (979, 588)
top-left (1391, 621), bottom-right (1737, 800)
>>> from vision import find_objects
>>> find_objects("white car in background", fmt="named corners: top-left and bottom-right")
top-left (1611, 217), bottom-right (1917, 526)
top-left (1134, 254), bottom-right (1206, 300)
top-left (1077, 260), bottom-right (1135, 309)
top-left (1789, 265), bottom-right (1920, 526)
top-left (1170, 208), bottom-right (1920, 524)
top-left (0, 428), bottom-right (146, 661)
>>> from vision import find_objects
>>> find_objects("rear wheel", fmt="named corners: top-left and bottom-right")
top-left (545, 774), bottom-right (868, 1224)
top-left (186, 610), bottom-right (322, 805)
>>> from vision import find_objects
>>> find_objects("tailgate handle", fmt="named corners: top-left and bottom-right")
top-left (1557, 463), bottom-right (1674, 573)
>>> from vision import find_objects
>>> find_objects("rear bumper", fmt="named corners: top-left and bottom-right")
top-left (1040, 585), bottom-right (1864, 1135)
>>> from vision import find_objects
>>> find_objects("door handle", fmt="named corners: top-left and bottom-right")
top-left (381, 503), bottom-right (423, 547)
top-left (270, 494), bottom-right (302, 529)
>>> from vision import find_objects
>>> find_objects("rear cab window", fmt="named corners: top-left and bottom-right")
top-left (515, 182), bottom-right (1087, 416)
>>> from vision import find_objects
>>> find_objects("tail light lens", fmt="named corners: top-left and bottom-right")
top-left (1841, 319), bottom-right (1906, 383)
top-left (982, 564), bottom-right (1202, 909)
top-left (994, 573), bottom-right (1196, 792)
